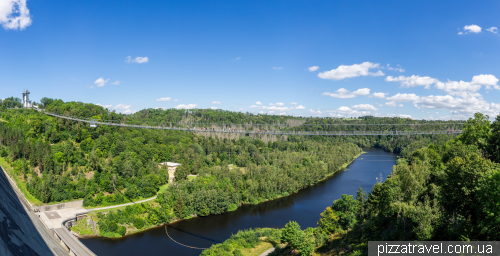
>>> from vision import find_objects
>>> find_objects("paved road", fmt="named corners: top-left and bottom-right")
top-left (89, 196), bottom-right (157, 211)
top-left (259, 247), bottom-right (275, 256)
top-left (0, 165), bottom-right (68, 256)
top-left (54, 228), bottom-right (95, 256)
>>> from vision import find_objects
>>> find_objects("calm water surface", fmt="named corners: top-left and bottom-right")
top-left (81, 148), bottom-right (397, 256)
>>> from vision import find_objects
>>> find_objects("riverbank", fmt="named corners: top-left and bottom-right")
top-left (78, 150), bottom-right (366, 239)
top-left (81, 148), bottom-right (397, 256)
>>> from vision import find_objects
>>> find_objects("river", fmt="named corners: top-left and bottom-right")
top-left (81, 148), bottom-right (397, 256)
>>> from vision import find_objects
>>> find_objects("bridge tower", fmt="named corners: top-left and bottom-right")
top-left (22, 90), bottom-right (32, 108)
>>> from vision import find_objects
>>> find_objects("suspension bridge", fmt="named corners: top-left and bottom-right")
top-left (42, 111), bottom-right (463, 136)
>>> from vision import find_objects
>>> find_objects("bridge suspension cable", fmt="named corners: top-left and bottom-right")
top-left (41, 111), bottom-right (463, 136)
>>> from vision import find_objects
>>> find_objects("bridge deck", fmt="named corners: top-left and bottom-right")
top-left (43, 111), bottom-right (463, 136)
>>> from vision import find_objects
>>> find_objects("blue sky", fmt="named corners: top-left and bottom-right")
top-left (1, 0), bottom-right (499, 120)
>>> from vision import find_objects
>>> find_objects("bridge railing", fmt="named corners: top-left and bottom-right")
top-left (42, 111), bottom-right (463, 136)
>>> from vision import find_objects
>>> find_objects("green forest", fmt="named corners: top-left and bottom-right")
top-left (201, 113), bottom-right (500, 256)
top-left (0, 98), bottom-right (470, 240)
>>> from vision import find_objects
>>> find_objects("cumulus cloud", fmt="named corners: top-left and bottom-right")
top-left (272, 67), bottom-right (282, 70)
top-left (486, 27), bottom-right (498, 33)
top-left (385, 75), bottom-right (438, 89)
top-left (255, 101), bottom-right (263, 105)
top-left (322, 88), bottom-right (371, 99)
top-left (114, 104), bottom-right (131, 110)
top-left (290, 102), bottom-right (298, 106)
top-left (386, 74), bottom-right (499, 93)
top-left (0, 0), bottom-right (32, 30)
top-left (351, 104), bottom-right (378, 111)
top-left (96, 103), bottom-right (112, 109)
top-left (326, 106), bottom-right (371, 118)
top-left (463, 24), bottom-right (482, 33)
top-left (156, 97), bottom-right (171, 102)
top-left (387, 64), bottom-right (405, 72)
top-left (123, 109), bottom-right (137, 114)
top-left (110, 80), bottom-right (120, 85)
top-left (175, 104), bottom-right (198, 109)
top-left (308, 66), bottom-right (319, 72)
top-left (210, 106), bottom-right (218, 110)
top-left (174, 99), bottom-right (178, 102)
top-left (370, 92), bottom-right (388, 98)
top-left (385, 101), bottom-right (404, 107)
top-left (385, 92), bottom-right (500, 116)
top-left (317, 62), bottom-right (384, 80)
top-left (126, 56), bottom-right (149, 64)
top-left (375, 113), bottom-right (413, 119)
top-left (295, 105), bottom-right (305, 109)
top-left (386, 93), bottom-right (420, 102)
top-left (309, 109), bottom-right (322, 116)
top-left (249, 105), bottom-right (292, 111)
top-left (94, 77), bottom-right (110, 87)
top-left (212, 101), bottom-right (222, 105)
top-left (275, 102), bottom-right (284, 106)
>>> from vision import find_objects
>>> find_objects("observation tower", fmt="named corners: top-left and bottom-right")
top-left (22, 90), bottom-right (32, 108)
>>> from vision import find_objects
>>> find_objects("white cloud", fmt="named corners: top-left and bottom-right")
top-left (385, 101), bottom-right (404, 107)
top-left (370, 92), bottom-right (388, 98)
top-left (175, 104), bottom-right (198, 109)
top-left (255, 101), bottom-right (262, 105)
top-left (436, 74), bottom-right (499, 93)
top-left (486, 27), bottom-right (498, 33)
top-left (272, 67), bottom-right (282, 70)
top-left (386, 93), bottom-right (420, 102)
top-left (464, 24), bottom-right (482, 33)
top-left (96, 103), bottom-right (112, 109)
top-left (387, 64), bottom-right (405, 72)
top-left (317, 62), bottom-right (384, 80)
top-left (235, 57), bottom-right (241, 60)
top-left (308, 66), bottom-right (319, 72)
top-left (212, 101), bottom-right (222, 105)
top-left (174, 99), bottom-right (178, 102)
top-left (114, 104), bottom-right (131, 110)
top-left (385, 75), bottom-right (438, 89)
top-left (126, 56), bottom-right (149, 64)
top-left (322, 88), bottom-right (370, 99)
top-left (123, 109), bottom-right (137, 114)
top-left (249, 105), bottom-right (292, 111)
top-left (110, 80), bottom-right (120, 85)
top-left (386, 74), bottom-right (499, 93)
top-left (458, 32), bottom-right (464, 35)
top-left (309, 109), bottom-right (322, 116)
top-left (351, 104), bottom-right (378, 111)
top-left (0, 0), bottom-right (32, 30)
top-left (385, 92), bottom-right (500, 116)
top-left (94, 77), bottom-right (110, 87)
top-left (290, 102), bottom-right (298, 105)
top-left (295, 105), bottom-right (305, 109)
top-left (326, 106), bottom-right (371, 117)
top-left (275, 102), bottom-right (284, 106)
top-left (156, 97), bottom-right (171, 102)
top-left (210, 106), bottom-right (218, 110)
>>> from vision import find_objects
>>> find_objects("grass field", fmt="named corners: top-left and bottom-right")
top-left (241, 242), bottom-right (274, 256)
top-left (71, 219), bottom-right (94, 236)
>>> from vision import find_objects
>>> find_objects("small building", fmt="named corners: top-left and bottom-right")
top-left (159, 162), bottom-right (181, 183)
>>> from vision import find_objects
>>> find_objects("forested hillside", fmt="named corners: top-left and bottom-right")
top-left (0, 98), bottom-right (465, 238)
top-left (201, 113), bottom-right (500, 256)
